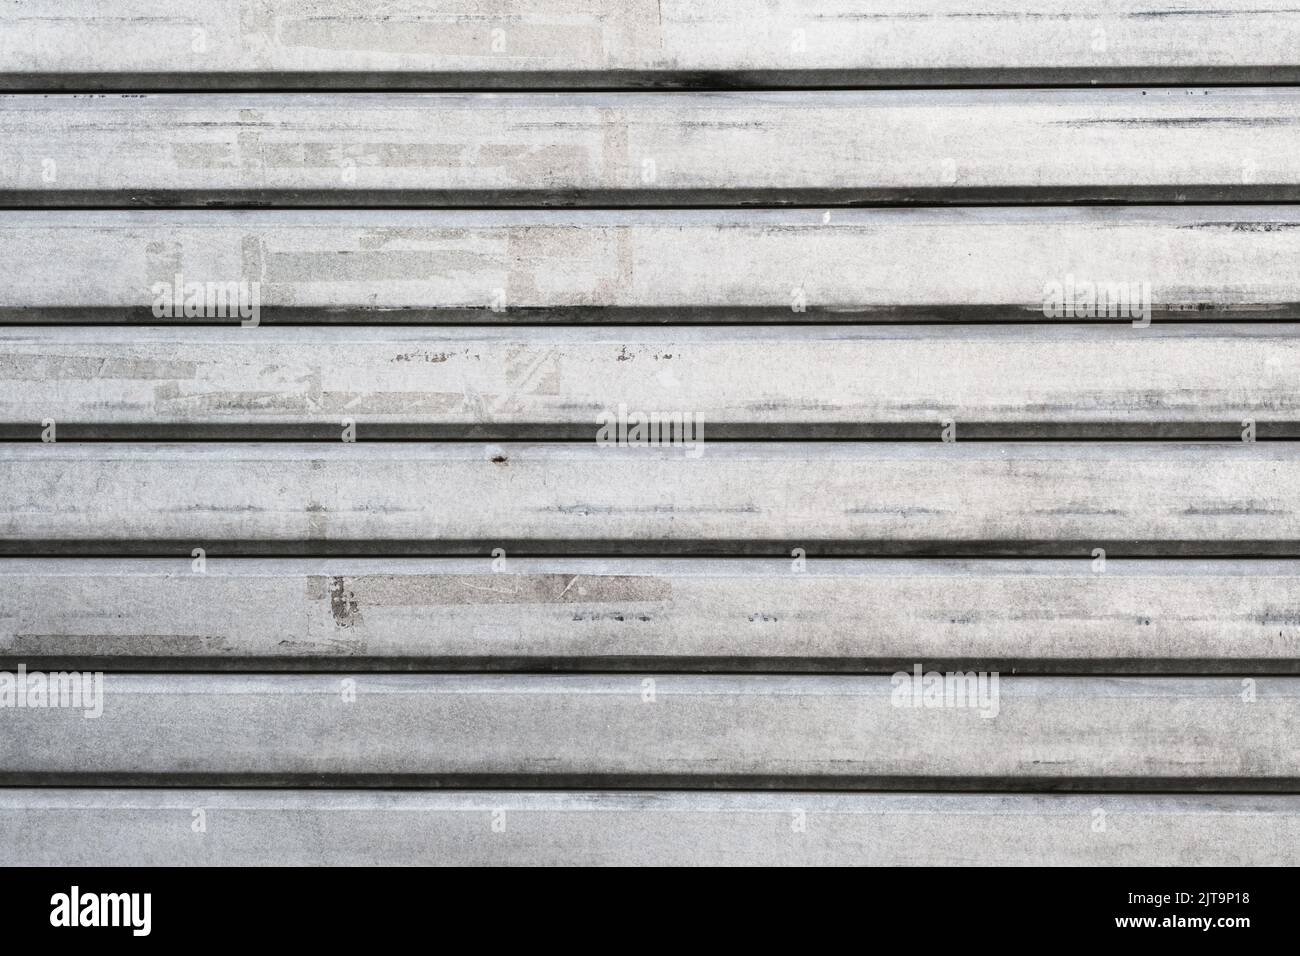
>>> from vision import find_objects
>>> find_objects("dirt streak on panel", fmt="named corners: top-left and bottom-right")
top-left (9, 634), bottom-right (230, 655)
top-left (325, 573), bottom-right (673, 608)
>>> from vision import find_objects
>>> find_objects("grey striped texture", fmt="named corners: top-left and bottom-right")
top-left (3, 1), bottom-right (1299, 866)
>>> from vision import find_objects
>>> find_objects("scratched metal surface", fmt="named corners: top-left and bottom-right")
top-left (2, 89), bottom-right (1299, 205)
top-left (2, 1), bottom-right (1298, 866)
top-left (3, 1), bottom-right (1300, 88)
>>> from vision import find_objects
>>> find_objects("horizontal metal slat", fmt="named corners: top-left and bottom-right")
top-left (3, 1), bottom-right (1299, 89)
top-left (2, 208), bottom-right (1299, 322)
top-left (2, 89), bottom-right (1298, 205)
top-left (2, 325), bottom-right (1297, 439)
top-left (3, 790), bottom-right (1297, 865)
top-left (2, 442), bottom-right (1297, 556)
top-left (1, 675), bottom-right (1295, 788)
top-left (2, 557), bottom-right (1298, 673)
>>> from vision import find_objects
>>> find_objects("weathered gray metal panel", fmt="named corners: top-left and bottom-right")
top-left (2, 1), bottom-right (1296, 867)
top-left (2, 443), bottom-right (1297, 555)
top-left (1, 674), bottom-right (1294, 787)
top-left (3, 89), bottom-right (1298, 205)
top-left (3, 325), bottom-right (1299, 439)
top-left (2, 208), bottom-right (1298, 321)
top-left (2, 558), bottom-right (1297, 673)
top-left (3, 0), bottom-right (1298, 88)
top-left (4, 791), bottom-right (1298, 866)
